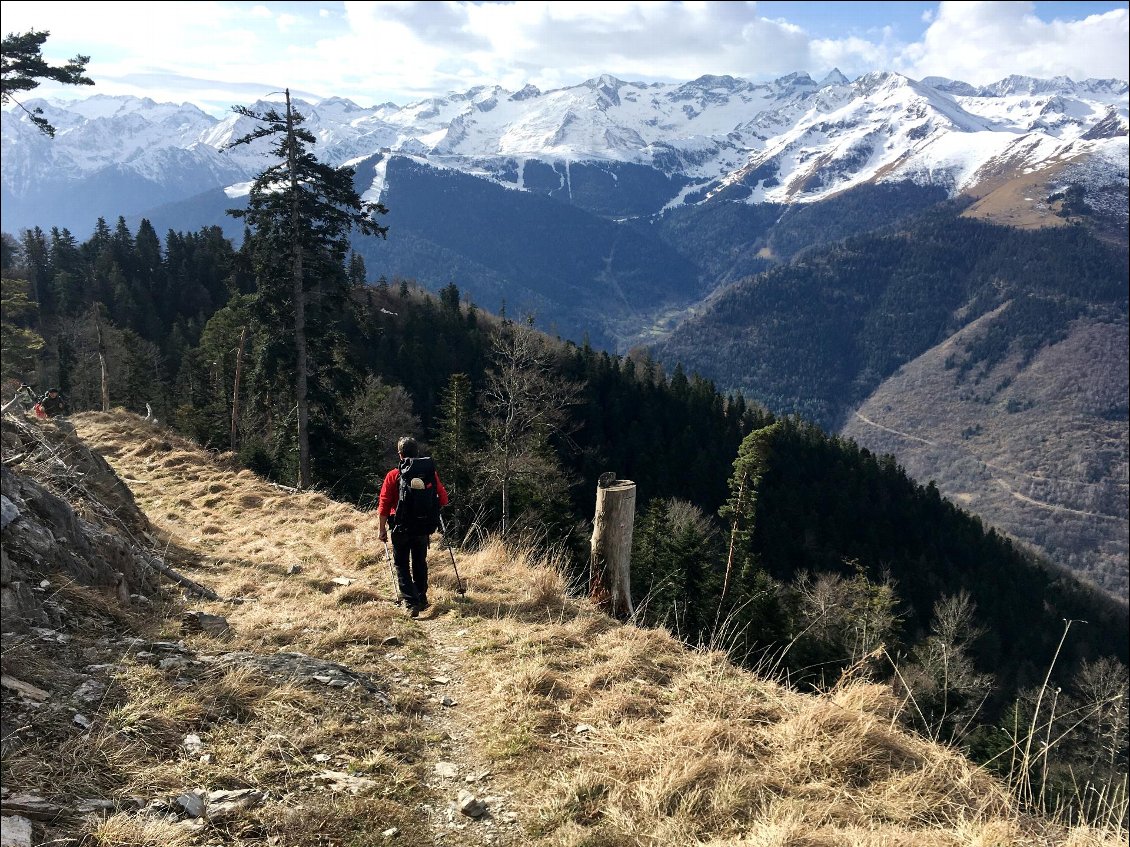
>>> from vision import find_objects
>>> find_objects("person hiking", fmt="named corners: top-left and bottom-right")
top-left (38, 388), bottom-right (68, 418)
top-left (376, 436), bottom-right (449, 617)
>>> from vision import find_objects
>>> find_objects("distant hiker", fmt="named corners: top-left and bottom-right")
top-left (37, 388), bottom-right (68, 418)
top-left (377, 436), bottom-right (449, 617)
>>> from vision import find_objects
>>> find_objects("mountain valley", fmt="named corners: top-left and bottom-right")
top-left (2, 68), bottom-right (1127, 592)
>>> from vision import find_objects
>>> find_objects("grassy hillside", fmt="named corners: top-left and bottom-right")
top-left (1, 410), bottom-right (1125, 846)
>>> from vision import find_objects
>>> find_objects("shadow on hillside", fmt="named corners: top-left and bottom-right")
top-left (433, 590), bottom-right (615, 632)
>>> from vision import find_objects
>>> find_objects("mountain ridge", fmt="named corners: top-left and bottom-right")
top-left (3, 70), bottom-right (1125, 236)
top-left (651, 204), bottom-right (1129, 594)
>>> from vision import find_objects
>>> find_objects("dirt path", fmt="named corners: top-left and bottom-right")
top-left (993, 478), bottom-right (1128, 522)
top-left (851, 410), bottom-right (1126, 489)
top-left (387, 596), bottom-right (529, 846)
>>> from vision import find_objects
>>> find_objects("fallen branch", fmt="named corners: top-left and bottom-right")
top-left (1, 794), bottom-right (69, 821)
top-left (146, 556), bottom-right (221, 600)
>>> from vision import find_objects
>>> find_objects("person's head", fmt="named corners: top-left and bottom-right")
top-left (396, 436), bottom-right (418, 458)
top-left (48, 389), bottom-right (59, 396)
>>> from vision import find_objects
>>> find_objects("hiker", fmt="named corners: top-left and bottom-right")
top-left (37, 388), bottom-right (68, 418)
top-left (377, 436), bottom-right (449, 617)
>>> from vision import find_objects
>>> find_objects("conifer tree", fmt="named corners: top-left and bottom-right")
top-left (719, 420), bottom-right (783, 603)
top-left (432, 372), bottom-right (475, 529)
top-left (348, 252), bottom-right (367, 288)
top-left (226, 89), bottom-right (388, 489)
top-left (19, 227), bottom-right (50, 313)
top-left (632, 498), bottom-right (724, 644)
top-left (0, 277), bottom-right (43, 383)
top-left (1, 30), bottom-right (93, 136)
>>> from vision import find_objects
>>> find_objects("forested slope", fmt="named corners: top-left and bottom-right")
top-left (651, 207), bottom-right (1129, 591)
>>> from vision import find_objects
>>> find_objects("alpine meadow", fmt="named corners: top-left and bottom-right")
top-left (1, 6), bottom-right (1128, 847)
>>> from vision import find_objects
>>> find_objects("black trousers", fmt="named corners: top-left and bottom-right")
top-left (392, 532), bottom-right (429, 607)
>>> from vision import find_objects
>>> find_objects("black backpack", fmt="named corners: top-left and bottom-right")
top-left (394, 456), bottom-right (441, 536)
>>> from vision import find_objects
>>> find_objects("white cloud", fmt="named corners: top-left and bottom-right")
top-left (898, 1), bottom-right (1130, 84)
top-left (0, 0), bottom-right (1125, 116)
top-left (319, 1), bottom-right (1130, 100)
top-left (329, 1), bottom-right (819, 93)
top-left (812, 34), bottom-right (897, 74)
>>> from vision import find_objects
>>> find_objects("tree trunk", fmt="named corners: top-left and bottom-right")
top-left (230, 325), bottom-right (248, 452)
top-left (501, 478), bottom-right (510, 537)
top-left (284, 89), bottom-right (310, 490)
top-left (590, 475), bottom-right (636, 620)
top-left (500, 449), bottom-right (511, 537)
top-left (94, 308), bottom-right (110, 412)
top-left (721, 473), bottom-right (745, 604)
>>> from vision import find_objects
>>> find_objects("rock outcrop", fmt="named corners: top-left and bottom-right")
top-left (1, 413), bottom-right (161, 629)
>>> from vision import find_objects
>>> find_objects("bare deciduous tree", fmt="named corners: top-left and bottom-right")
top-left (348, 375), bottom-right (421, 497)
top-left (1073, 656), bottom-right (1129, 774)
top-left (793, 567), bottom-right (901, 669)
top-left (895, 591), bottom-right (994, 741)
top-left (475, 319), bottom-right (579, 536)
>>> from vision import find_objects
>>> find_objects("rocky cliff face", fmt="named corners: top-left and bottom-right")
top-left (1, 413), bottom-right (161, 629)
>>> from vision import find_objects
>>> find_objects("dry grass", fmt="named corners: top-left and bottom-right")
top-left (5, 410), bottom-right (1120, 847)
top-left (89, 814), bottom-right (196, 847)
top-left (440, 539), bottom-right (1124, 846)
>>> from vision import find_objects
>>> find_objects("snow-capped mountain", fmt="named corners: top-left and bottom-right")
top-left (2, 70), bottom-right (1126, 235)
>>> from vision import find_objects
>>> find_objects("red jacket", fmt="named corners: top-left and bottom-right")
top-left (378, 466), bottom-right (449, 517)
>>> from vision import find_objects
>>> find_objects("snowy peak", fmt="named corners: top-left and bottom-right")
top-left (703, 69), bottom-right (1126, 206)
top-left (1082, 108), bottom-right (1130, 140)
top-left (770, 71), bottom-right (819, 95)
top-left (510, 84), bottom-right (541, 102)
top-left (982, 74), bottom-right (1074, 97)
top-left (921, 77), bottom-right (980, 97)
top-left (821, 68), bottom-right (849, 87)
top-left (2, 69), bottom-right (1126, 231)
top-left (584, 74), bottom-right (630, 107)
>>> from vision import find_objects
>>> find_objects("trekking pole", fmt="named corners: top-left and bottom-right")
top-left (438, 515), bottom-right (466, 596)
top-left (383, 540), bottom-right (402, 605)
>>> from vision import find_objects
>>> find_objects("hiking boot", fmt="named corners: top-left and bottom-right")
top-left (418, 594), bottom-right (430, 611)
top-left (408, 604), bottom-right (420, 619)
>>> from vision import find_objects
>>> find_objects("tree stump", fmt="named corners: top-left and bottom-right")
top-left (590, 475), bottom-right (636, 620)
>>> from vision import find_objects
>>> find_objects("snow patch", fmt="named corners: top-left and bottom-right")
top-left (224, 181), bottom-right (254, 198)
top-left (362, 158), bottom-right (390, 205)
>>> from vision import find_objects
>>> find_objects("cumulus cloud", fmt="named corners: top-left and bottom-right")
top-left (0, 0), bottom-right (1125, 116)
top-left (0, 0), bottom-right (334, 112)
top-left (899, 1), bottom-right (1130, 84)
top-left (331, 0), bottom-right (819, 94)
top-left (316, 1), bottom-right (1130, 99)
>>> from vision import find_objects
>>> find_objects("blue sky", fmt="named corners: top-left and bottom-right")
top-left (1, 1), bottom-right (1127, 116)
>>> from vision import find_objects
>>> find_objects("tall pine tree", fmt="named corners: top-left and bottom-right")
top-left (226, 89), bottom-right (388, 488)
